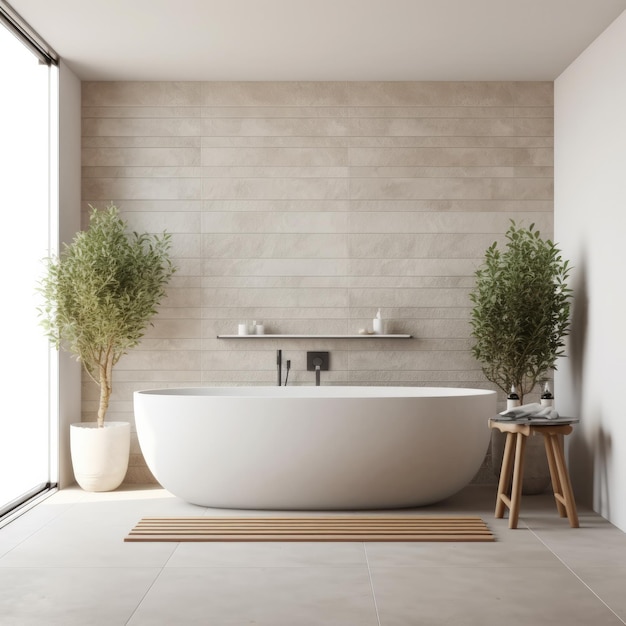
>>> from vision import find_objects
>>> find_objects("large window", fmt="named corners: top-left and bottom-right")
top-left (0, 18), bottom-right (58, 515)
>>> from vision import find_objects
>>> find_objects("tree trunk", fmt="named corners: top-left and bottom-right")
top-left (97, 358), bottom-right (113, 428)
top-left (97, 383), bottom-right (111, 428)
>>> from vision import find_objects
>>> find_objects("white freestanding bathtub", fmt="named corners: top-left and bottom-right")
top-left (134, 386), bottom-right (496, 510)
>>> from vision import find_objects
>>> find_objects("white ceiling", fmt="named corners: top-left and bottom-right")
top-left (8, 0), bottom-right (626, 81)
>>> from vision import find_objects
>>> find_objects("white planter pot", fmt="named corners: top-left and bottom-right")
top-left (70, 422), bottom-right (130, 492)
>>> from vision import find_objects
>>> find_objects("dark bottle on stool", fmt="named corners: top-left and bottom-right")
top-left (507, 385), bottom-right (521, 410)
top-left (541, 381), bottom-right (554, 407)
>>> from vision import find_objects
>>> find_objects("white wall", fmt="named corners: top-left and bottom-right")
top-left (58, 61), bottom-right (81, 487)
top-left (555, 10), bottom-right (626, 531)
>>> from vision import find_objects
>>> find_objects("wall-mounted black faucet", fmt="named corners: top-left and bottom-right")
top-left (314, 361), bottom-right (322, 386)
top-left (307, 351), bottom-right (329, 386)
top-left (277, 349), bottom-right (282, 386)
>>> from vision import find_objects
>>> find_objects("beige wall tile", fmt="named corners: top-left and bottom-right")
top-left (118, 212), bottom-right (200, 235)
top-left (348, 233), bottom-right (506, 259)
top-left (201, 146), bottom-right (349, 167)
top-left (82, 81), bottom-right (203, 106)
top-left (349, 211), bottom-right (552, 235)
top-left (346, 82), bottom-right (552, 106)
top-left (348, 135), bottom-right (553, 148)
top-left (202, 177), bottom-right (350, 201)
top-left (348, 287), bottom-right (472, 308)
top-left (202, 234), bottom-right (349, 259)
top-left (203, 306), bottom-right (349, 320)
top-left (201, 136), bottom-right (351, 148)
top-left (202, 106), bottom-right (351, 118)
top-left (348, 106), bottom-right (554, 119)
top-left (201, 166), bottom-right (349, 179)
top-left (202, 287), bottom-right (349, 309)
top-left (83, 166), bottom-right (203, 180)
top-left (166, 234), bottom-right (202, 258)
top-left (347, 199), bottom-right (553, 213)
top-left (82, 147), bottom-right (201, 167)
top-left (203, 258), bottom-right (350, 277)
top-left (159, 286), bottom-right (202, 309)
top-left (82, 117), bottom-right (202, 138)
top-left (82, 106), bottom-right (202, 118)
top-left (89, 199), bottom-right (203, 212)
top-left (202, 117), bottom-right (351, 137)
top-left (349, 147), bottom-right (553, 167)
top-left (350, 177), bottom-right (553, 200)
top-left (203, 199), bottom-right (350, 213)
top-left (202, 275), bottom-right (350, 289)
top-left (83, 136), bottom-right (201, 149)
top-left (118, 349), bottom-right (202, 372)
top-left (82, 80), bottom-right (553, 486)
top-left (348, 276), bottom-right (474, 289)
top-left (349, 166), bottom-right (553, 179)
top-left (82, 176), bottom-right (202, 201)
top-left (157, 324), bottom-right (201, 347)
top-left (200, 82), bottom-right (350, 106)
top-left (201, 211), bottom-right (349, 234)
top-left (348, 117), bottom-right (553, 137)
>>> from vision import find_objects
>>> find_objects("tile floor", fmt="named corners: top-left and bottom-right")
top-left (1, 484), bottom-right (625, 625)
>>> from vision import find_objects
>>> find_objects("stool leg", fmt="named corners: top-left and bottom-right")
top-left (508, 433), bottom-right (527, 529)
top-left (495, 432), bottom-right (515, 519)
top-left (552, 434), bottom-right (580, 528)
top-left (544, 433), bottom-right (567, 517)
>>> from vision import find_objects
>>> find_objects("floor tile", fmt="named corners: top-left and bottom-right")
top-left (370, 565), bottom-right (624, 626)
top-left (365, 532), bottom-right (562, 568)
top-left (0, 495), bottom-right (196, 568)
top-left (529, 525), bottom-right (626, 568)
top-left (2, 484), bottom-right (626, 626)
top-left (0, 567), bottom-right (159, 626)
top-left (167, 539), bottom-right (367, 567)
top-left (128, 566), bottom-right (379, 625)
top-left (575, 567), bottom-right (626, 622)
top-left (0, 518), bottom-right (177, 568)
top-left (0, 507), bottom-right (65, 559)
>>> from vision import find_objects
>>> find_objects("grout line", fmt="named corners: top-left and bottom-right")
top-left (364, 543), bottom-right (382, 626)
top-left (124, 541), bottom-right (180, 626)
top-left (123, 566), bottom-right (166, 626)
top-left (527, 525), bottom-right (626, 625)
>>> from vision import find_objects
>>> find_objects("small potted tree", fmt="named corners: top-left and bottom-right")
top-left (469, 221), bottom-right (572, 492)
top-left (39, 205), bottom-right (175, 491)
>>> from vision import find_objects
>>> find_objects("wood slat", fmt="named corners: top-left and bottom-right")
top-left (125, 515), bottom-right (494, 542)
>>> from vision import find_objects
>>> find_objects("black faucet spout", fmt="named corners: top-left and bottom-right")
top-left (307, 351), bottom-right (328, 386)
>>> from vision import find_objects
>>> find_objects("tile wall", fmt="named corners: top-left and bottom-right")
top-left (81, 82), bottom-right (553, 483)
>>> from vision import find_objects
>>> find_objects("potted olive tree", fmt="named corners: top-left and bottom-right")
top-left (39, 205), bottom-right (175, 491)
top-left (469, 221), bottom-right (572, 492)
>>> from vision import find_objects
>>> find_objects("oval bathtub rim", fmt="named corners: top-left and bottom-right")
top-left (134, 386), bottom-right (497, 400)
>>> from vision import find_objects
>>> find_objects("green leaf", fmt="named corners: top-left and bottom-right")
top-left (468, 221), bottom-right (573, 400)
top-left (36, 204), bottom-right (177, 424)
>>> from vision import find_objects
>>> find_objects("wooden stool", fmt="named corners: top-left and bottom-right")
top-left (489, 419), bottom-right (579, 529)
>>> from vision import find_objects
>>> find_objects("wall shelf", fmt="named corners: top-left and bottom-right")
top-left (217, 334), bottom-right (413, 339)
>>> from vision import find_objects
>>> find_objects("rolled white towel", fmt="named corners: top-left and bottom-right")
top-left (533, 406), bottom-right (559, 419)
top-left (499, 402), bottom-right (559, 420)
top-left (499, 402), bottom-right (542, 417)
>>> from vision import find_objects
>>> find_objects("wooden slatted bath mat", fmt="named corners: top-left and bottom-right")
top-left (125, 515), bottom-right (494, 542)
